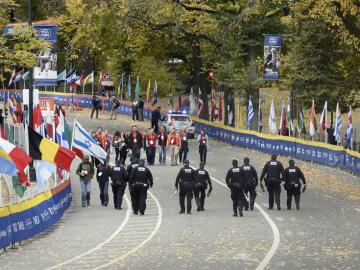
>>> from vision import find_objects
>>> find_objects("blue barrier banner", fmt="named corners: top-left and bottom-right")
top-left (0, 181), bottom-right (71, 249)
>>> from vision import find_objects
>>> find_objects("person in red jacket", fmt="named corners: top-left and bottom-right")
top-left (128, 125), bottom-right (143, 160)
top-left (158, 125), bottom-right (168, 165)
top-left (144, 128), bottom-right (157, 165)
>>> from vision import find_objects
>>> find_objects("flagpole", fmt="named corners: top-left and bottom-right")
top-left (82, 83), bottom-right (85, 95)
top-left (63, 81), bottom-right (66, 93)
top-left (91, 83), bottom-right (94, 96)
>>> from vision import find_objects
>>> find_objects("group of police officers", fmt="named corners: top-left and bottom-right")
top-left (99, 147), bottom-right (306, 216)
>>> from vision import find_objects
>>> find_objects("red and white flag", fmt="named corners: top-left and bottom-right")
top-left (309, 100), bottom-right (317, 137)
top-left (319, 101), bottom-right (327, 133)
top-left (197, 88), bottom-right (204, 117)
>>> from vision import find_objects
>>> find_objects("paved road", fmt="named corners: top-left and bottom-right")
top-left (1, 110), bottom-right (359, 269)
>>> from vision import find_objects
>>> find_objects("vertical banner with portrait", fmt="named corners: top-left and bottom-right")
top-left (263, 35), bottom-right (282, 81)
top-left (32, 24), bottom-right (58, 86)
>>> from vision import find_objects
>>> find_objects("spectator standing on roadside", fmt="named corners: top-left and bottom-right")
top-left (128, 125), bottom-right (143, 160)
top-left (167, 128), bottom-right (181, 166)
top-left (158, 126), bottom-right (168, 165)
top-left (137, 96), bottom-right (145, 121)
top-left (144, 128), bottom-right (157, 165)
top-left (110, 96), bottom-right (120, 120)
top-left (90, 95), bottom-right (100, 119)
top-left (151, 106), bottom-right (161, 134)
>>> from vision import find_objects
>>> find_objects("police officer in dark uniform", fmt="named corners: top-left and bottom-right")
top-left (129, 159), bottom-right (153, 215)
top-left (175, 160), bottom-right (195, 214)
top-left (260, 154), bottom-right (285, 210)
top-left (96, 163), bottom-right (110, 206)
top-left (110, 160), bottom-right (127, 210)
top-left (241, 157), bottom-right (258, 211)
top-left (226, 159), bottom-right (246, 217)
top-left (194, 162), bottom-right (212, 211)
top-left (127, 156), bottom-right (139, 214)
top-left (284, 159), bottom-right (306, 210)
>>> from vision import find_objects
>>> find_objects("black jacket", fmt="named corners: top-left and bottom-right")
top-left (175, 166), bottom-right (195, 188)
top-left (240, 165), bottom-right (258, 188)
top-left (225, 166), bottom-right (245, 190)
top-left (260, 160), bottom-right (285, 183)
top-left (128, 131), bottom-right (143, 150)
top-left (96, 166), bottom-right (110, 183)
top-left (194, 169), bottom-right (212, 190)
top-left (151, 109), bottom-right (161, 122)
top-left (284, 166), bottom-right (306, 187)
top-left (129, 165), bottom-right (153, 188)
top-left (110, 165), bottom-right (127, 186)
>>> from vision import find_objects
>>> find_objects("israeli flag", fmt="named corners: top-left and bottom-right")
top-left (66, 69), bottom-right (77, 84)
top-left (72, 119), bottom-right (107, 163)
top-left (247, 96), bottom-right (254, 127)
top-left (333, 102), bottom-right (342, 143)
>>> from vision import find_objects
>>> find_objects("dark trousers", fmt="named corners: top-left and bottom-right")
top-left (194, 187), bottom-right (205, 210)
top-left (199, 145), bottom-right (207, 164)
top-left (133, 188), bottom-right (148, 214)
top-left (146, 147), bottom-right (156, 165)
top-left (119, 150), bottom-right (127, 165)
top-left (267, 182), bottom-right (281, 209)
top-left (115, 148), bottom-right (120, 161)
top-left (129, 187), bottom-right (137, 212)
top-left (287, 188), bottom-right (301, 209)
top-left (90, 107), bottom-right (99, 118)
top-left (98, 181), bottom-right (109, 205)
top-left (112, 183), bottom-right (126, 209)
top-left (231, 188), bottom-right (245, 214)
top-left (179, 147), bottom-right (189, 163)
top-left (179, 186), bottom-right (193, 212)
top-left (151, 121), bottom-right (159, 134)
top-left (244, 186), bottom-right (257, 210)
top-left (132, 109), bottom-right (138, 120)
top-left (132, 147), bottom-right (141, 160)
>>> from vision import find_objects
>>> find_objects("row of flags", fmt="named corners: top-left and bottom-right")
top-left (248, 98), bottom-right (354, 149)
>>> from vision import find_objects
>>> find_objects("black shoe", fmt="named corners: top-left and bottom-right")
top-left (250, 207), bottom-right (254, 211)
top-left (244, 208), bottom-right (249, 211)
top-left (277, 206), bottom-right (281, 211)
top-left (101, 202), bottom-right (104, 206)
top-left (114, 206), bottom-right (118, 209)
top-left (239, 211), bottom-right (243, 217)
top-left (187, 211), bottom-right (191, 214)
top-left (233, 213), bottom-right (238, 217)
top-left (287, 207), bottom-right (291, 210)
top-left (296, 205), bottom-right (300, 210)
top-left (104, 203), bottom-right (108, 207)
top-left (118, 207), bottom-right (122, 210)
top-left (268, 207), bottom-right (273, 210)
top-left (140, 213), bottom-right (144, 216)
top-left (201, 208), bottom-right (205, 211)
top-left (197, 207), bottom-right (201, 212)
top-left (133, 211), bottom-right (138, 215)
top-left (87, 200), bottom-right (90, 206)
top-left (179, 210), bottom-right (185, 214)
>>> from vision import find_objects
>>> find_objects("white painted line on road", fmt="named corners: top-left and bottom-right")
top-left (324, 194), bottom-right (334, 199)
top-left (45, 195), bottom-right (132, 270)
top-left (355, 208), bottom-right (360, 213)
top-left (93, 190), bottom-right (163, 270)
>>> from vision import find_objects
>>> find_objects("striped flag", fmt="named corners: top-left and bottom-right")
top-left (309, 100), bottom-right (317, 137)
top-left (297, 105), bottom-right (305, 134)
top-left (346, 106), bottom-right (353, 149)
top-left (146, 79), bottom-right (151, 103)
top-left (198, 88), bottom-right (204, 117)
top-left (66, 69), bottom-right (77, 84)
top-left (8, 69), bottom-right (16, 87)
top-left (279, 102), bottom-right (287, 135)
top-left (319, 101), bottom-right (327, 133)
top-left (247, 96), bottom-right (254, 127)
top-left (333, 102), bottom-right (342, 143)
top-left (83, 71), bottom-right (94, 85)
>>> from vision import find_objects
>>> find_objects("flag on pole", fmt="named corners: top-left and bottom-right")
top-left (56, 111), bottom-right (72, 148)
top-left (72, 120), bottom-right (107, 163)
top-left (346, 106), bottom-right (353, 150)
top-left (218, 93), bottom-right (223, 122)
top-left (146, 79), bottom-right (151, 103)
top-left (210, 90), bottom-right (216, 121)
top-left (269, 99), bottom-right (277, 133)
top-left (333, 102), bottom-right (342, 143)
top-left (83, 71), bottom-right (94, 85)
top-left (258, 97), bottom-right (263, 132)
top-left (127, 75), bottom-right (132, 99)
top-left (297, 105), bottom-right (305, 134)
top-left (57, 70), bottom-right (66, 82)
top-left (8, 69), bottom-right (16, 87)
top-left (227, 94), bottom-right (234, 126)
top-left (21, 71), bottom-right (29, 81)
top-left (117, 73), bottom-right (124, 94)
top-left (14, 69), bottom-right (24, 83)
top-left (28, 127), bottom-right (76, 171)
top-left (198, 88), bottom-right (204, 117)
top-left (33, 104), bottom-right (44, 129)
top-left (152, 80), bottom-right (158, 106)
top-left (0, 137), bottom-right (32, 172)
top-left (319, 101), bottom-right (327, 133)
top-left (35, 161), bottom-right (56, 187)
top-left (8, 96), bottom-right (18, 123)
top-left (98, 71), bottom-right (104, 84)
top-left (45, 102), bottom-right (54, 139)
top-left (247, 96), bottom-right (254, 127)
top-left (279, 102), bottom-right (287, 135)
top-left (135, 76), bottom-right (141, 101)
top-left (66, 69), bottom-right (77, 84)
top-left (309, 100), bottom-right (317, 137)
top-left (189, 87), bottom-right (195, 115)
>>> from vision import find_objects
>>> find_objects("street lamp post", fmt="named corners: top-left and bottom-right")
top-left (27, 0), bottom-right (33, 129)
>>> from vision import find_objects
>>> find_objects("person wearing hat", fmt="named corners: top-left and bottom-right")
top-left (194, 162), bottom-right (212, 211)
top-left (284, 159), bottom-right (306, 210)
top-left (226, 159), bottom-right (246, 217)
top-left (129, 159), bottom-right (153, 215)
top-left (110, 96), bottom-right (120, 120)
top-left (175, 160), bottom-right (195, 214)
top-left (259, 154), bottom-right (285, 210)
top-left (76, 155), bottom-right (95, 207)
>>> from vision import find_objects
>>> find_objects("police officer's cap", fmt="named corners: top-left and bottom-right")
top-left (184, 160), bottom-right (190, 166)
top-left (138, 159), bottom-right (145, 166)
